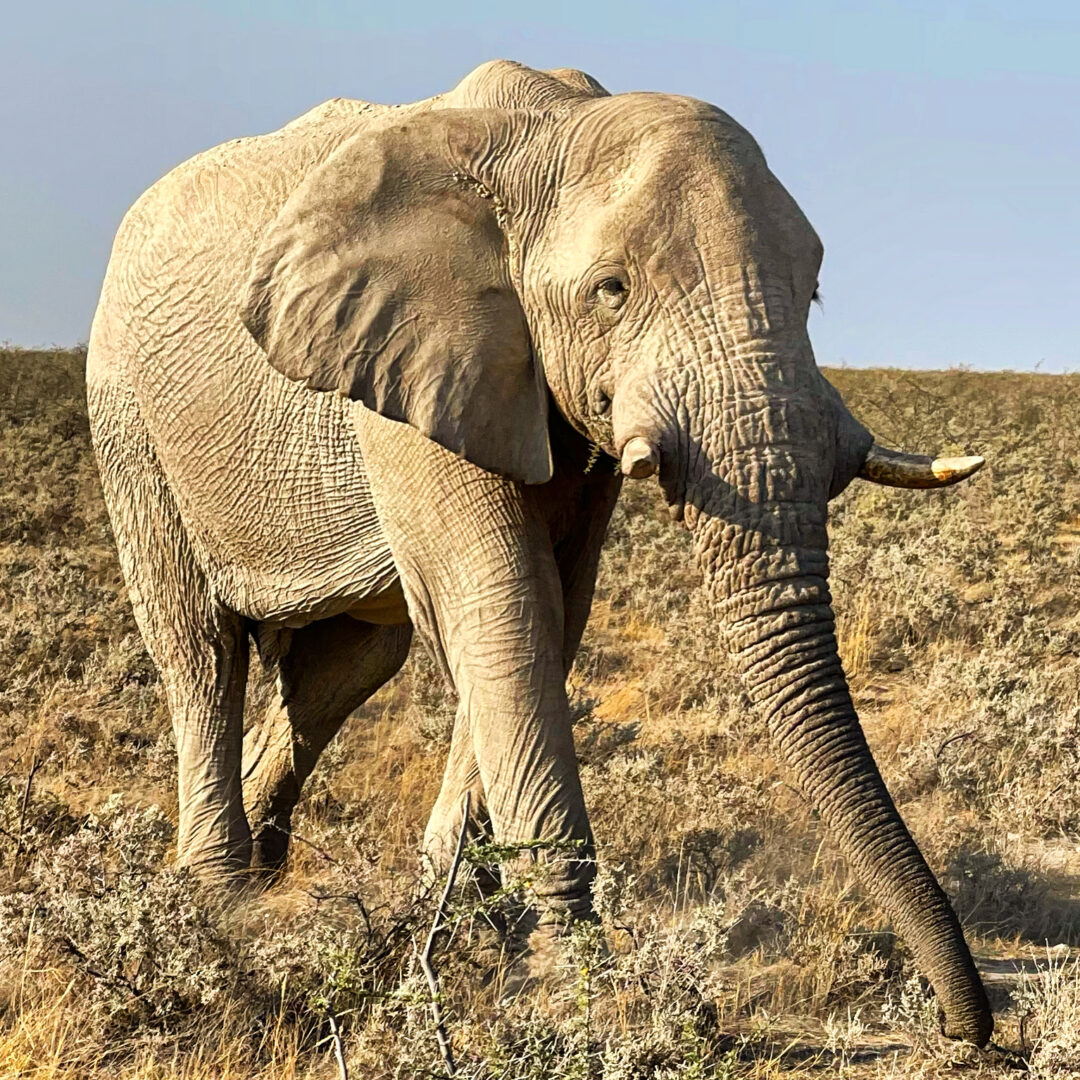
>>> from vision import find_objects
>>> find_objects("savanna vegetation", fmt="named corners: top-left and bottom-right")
top-left (2, 346), bottom-right (1080, 1077)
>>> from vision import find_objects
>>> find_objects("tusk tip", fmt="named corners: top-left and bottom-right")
top-left (930, 455), bottom-right (985, 484)
top-left (621, 437), bottom-right (658, 479)
top-left (859, 443), bottom-right (986, 489)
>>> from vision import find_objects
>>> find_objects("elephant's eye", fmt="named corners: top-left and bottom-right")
top-left (594, 277), bottom-right (628, 311)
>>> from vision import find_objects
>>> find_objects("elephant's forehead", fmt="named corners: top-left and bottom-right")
top-left (537, 94), bottom-right (819, 278)
top-left (553, 104), bottom-right (780, 245)
top-left (555, 126), bottom-right (774, 241)
top-left (560, 93), bottom-right (764, 179)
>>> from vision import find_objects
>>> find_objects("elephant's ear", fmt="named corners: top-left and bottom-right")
top-left (240, 113), bottom-right (552, 485)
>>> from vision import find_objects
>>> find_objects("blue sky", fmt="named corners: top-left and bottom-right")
top-left (4, 1), bottom-right (1078, 370)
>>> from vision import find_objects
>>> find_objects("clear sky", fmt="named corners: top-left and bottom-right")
top-left (4, 1), bottom-right (1078, 370)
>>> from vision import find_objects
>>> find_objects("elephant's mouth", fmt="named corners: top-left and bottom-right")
top-left (657, 457), bottom-right (688, 523)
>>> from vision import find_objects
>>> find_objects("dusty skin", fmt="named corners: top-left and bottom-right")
top-left (86, 61), bottom-right (990, 1045)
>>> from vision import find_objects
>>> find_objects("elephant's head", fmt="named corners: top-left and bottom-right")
top-left (241, 60), bottom-right (990, 1044)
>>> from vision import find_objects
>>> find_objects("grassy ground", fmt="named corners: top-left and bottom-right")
top-left (2, 347), bottom-right (1080, 1077)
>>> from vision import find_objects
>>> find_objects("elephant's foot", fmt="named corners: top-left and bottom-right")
top-left (176, 814), bottom-right (253, 891)
top-left (175, 847), bottom-right (259, 904)
top-left (495, 915), bottom-right (607, 1006)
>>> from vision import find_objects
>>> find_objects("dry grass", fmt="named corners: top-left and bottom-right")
top-left (3, 347), bottom-right (1080, 1076)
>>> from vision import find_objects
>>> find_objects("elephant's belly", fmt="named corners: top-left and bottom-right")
top-left (212, 538), bottom-right (403, 627)
top-left (268, 579), bottom-right (410, 629)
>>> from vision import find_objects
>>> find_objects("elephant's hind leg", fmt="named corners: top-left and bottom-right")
top-left (423, 701), bottom-right (493, 873)
top-left (242, 615), bottom-right (412, 876)
top-left (88, 375), bottom-right (252, 877)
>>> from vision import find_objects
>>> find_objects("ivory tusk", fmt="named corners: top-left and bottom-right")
top-left (620, 437), bottom-right (658, 479)
top-left (858, 444), bottom-right (985, 489)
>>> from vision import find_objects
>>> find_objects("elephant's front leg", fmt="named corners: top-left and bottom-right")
top-left (354, 409), bottom-right (595, 924)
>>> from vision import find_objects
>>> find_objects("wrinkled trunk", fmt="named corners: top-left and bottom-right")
top-left (610, 268), bottom-right (992, 1040)
top-left (692, 445), bottom-right (992, 1044)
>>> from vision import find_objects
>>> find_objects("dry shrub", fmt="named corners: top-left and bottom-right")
top-left (1015, 954), bottom-right (1080, 1078)
top-left (0, 792), bottom-right (432, 1074)
top-left (889, 649), bottom-right (1080, 839)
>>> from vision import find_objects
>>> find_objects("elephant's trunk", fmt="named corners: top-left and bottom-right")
top-left (616, 331), bottom-right (992, 1042)
top-left (709, 540), bottom-right (991, 1044)
top-left (608, 287), bottom-right (992, 1038)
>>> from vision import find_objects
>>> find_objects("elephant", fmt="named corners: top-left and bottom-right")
top-left (86, 60), bottom-right (992, 1043)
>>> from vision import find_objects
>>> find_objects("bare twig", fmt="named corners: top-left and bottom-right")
top-left (11, 750), bottom-right (40, 873)
top-left (304, 887), bottom-right (377, 939)
top-left (289, 829), bottom-right (343, 867)
top-left (328, 1011), bottom-right (348, 1080)
top-left (935, 730), bottom-right (979, 759)
top-left (419, 791), bottom-right (470, 1077)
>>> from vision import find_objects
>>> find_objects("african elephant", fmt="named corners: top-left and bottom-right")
top-left (86, 61), bottom-right (991, 1043)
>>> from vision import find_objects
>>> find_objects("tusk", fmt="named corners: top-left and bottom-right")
top-left (858, 444), bottom-right (985, 489)
top-left (620, 437), bottom-right (658, 479)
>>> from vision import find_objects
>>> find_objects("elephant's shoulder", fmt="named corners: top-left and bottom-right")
top-left (133, 99), bottom-right (422, 213)
top-left (119, 113), bottom-right (362, 245)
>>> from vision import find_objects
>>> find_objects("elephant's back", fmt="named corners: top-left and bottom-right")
top-left (87, 101), bottom-right (420, 623)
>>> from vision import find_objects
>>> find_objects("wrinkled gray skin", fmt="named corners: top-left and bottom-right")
top-left (87, 62), bottom-right (992, 1044)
